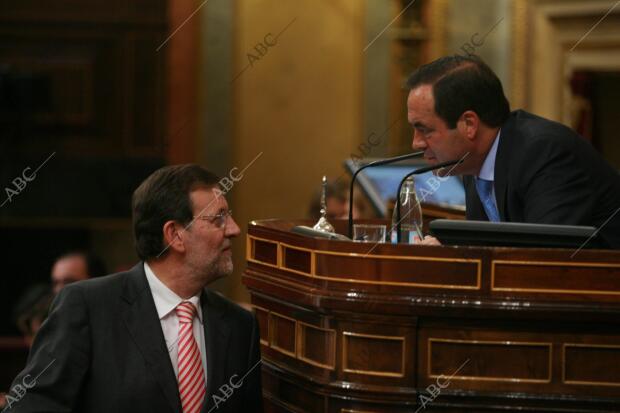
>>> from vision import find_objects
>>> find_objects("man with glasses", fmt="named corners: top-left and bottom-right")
top-left (8, 164), bottom-right (263, 412)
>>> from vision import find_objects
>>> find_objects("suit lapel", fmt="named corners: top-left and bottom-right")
top-left (202, 290), bottom-right (231, 412)
top-left (121, 264), bottom-right (181, 413)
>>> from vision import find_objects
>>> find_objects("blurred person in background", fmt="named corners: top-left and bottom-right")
top-left (12, 283), bottom-right (54, 347)
top-left (51, 251), bottom-right (107, 294)
top-left (308, 178), bottom-right (369, 220)
top-left (8, 251), bottom-right (106, 346)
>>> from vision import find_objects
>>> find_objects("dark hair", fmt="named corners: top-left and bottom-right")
top-left (132, 164), bottom-right (220, 260)
top-left (406, 55), bottom-right (510, 128)
top-left (56, 251), bottom-right (107, 277)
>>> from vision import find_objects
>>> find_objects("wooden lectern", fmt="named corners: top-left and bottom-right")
top-left (242, 219), bottom-right (620, 413)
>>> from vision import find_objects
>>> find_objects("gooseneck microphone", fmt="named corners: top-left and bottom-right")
top-left (395, 157), bottom-right (466, 242)
top-left (348, 151), bottom-right (424, 238)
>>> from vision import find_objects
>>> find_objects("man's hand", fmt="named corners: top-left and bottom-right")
top-left (414, 235), bottom-right (442, 246)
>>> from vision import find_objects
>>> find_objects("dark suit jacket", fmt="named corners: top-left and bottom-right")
top-left (8, 263), bottom-right (263, 412)
top-left (464, 110), bottom-right (620, 248)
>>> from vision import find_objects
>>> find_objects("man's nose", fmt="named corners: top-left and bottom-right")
top-left (225, 217), bottom-right (241, 237)
top-left (412, 129), bottom-right (427, 151)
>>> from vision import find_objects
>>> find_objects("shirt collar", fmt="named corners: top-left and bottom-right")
top-left (478, 129), bottom-right (501, 181)
top-left (144, 262), bottom-right (203, 323)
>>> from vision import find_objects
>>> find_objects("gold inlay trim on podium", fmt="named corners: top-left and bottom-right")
top-left (491, 259), bottom-right (620, 296)
top-left (428, 338), bottom-right (552, 383)
top-left (315, 250), bottom-right (481, 290)
top-left (562, 343), bottom-right (620, 387)
top-left (342, 332), bottom-right (406, 378)
top-left (260, 310), bottom-right (338, 372)
top-left (281, 242), bottom-right (316, 277)
top-left (247, 235), bottom-right (281, 269)
top-left (297, 321), bottom-right (336, 371)
top-left (248, 235), bottom-right (481, 290)
top-left (268, 311), bottom-right (297, 358)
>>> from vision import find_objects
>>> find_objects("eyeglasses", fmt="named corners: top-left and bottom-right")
top-left (193, 210), bottom-right (233, 228)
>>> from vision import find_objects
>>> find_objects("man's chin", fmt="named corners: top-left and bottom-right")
top-left (215, 260), bottom-right (234, 279)
top-left (199, 260), bottom-right (234, 286)
top-left (433, 166), bottom-right (453, 177)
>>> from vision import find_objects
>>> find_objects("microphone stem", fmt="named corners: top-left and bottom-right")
top-left (347, 151), bottom-right (424, 238)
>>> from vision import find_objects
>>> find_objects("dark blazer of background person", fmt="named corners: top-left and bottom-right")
top-left (7, 263), bottom-right (263, 413)
top-left (464, 110), bottom-right (620, 248)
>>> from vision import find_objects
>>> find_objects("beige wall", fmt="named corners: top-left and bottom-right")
top-left (441, 0), bottom-right (512, 98)
top-left (212, 0), bottom-right (365, 301)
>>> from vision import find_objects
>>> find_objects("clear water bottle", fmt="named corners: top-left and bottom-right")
top-left (391, 177), bottom-right (423, 244)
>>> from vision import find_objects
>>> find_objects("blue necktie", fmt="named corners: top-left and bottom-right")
top-left (475, 178), bottom-right (500, 222)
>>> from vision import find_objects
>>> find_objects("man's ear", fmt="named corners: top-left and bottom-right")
top-left (458, 110), bottom-right (480, 141)
top-left (162, 220), bottom-right (186, 254)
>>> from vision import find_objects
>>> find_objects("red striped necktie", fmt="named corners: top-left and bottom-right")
top-left (176, 301), bottom-right (206, 413)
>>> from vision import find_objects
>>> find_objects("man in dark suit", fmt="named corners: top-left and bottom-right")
top-left (6, 165), bottom-right (263, 412)
top-left (406, 55), bottom-right (620, 248)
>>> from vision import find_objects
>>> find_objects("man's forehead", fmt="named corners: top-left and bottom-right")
top-left (407, 85), bottom-right (436, 123)
top-left (53, 256), bottom-right (88, 275)
top-left (190, 187), bottom-right (228, 212)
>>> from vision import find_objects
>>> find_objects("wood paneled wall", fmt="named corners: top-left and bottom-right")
top-left (0, 0), bottom-right (167, 158)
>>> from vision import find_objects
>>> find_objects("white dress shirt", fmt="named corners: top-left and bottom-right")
top-left (144, 262), bottom-right (207, 383)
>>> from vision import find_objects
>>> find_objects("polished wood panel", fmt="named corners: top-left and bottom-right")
top-left (343, 332), bottom-right (405, 378)
top-left (0, 0), bottom-right (166, 158)
top-left (250, 237), bottom-right (280, 267)
top-left (492, 259), bottom-right (620, 299)
top-left (245, 219), bottom-right (620, 412)
top-left (298, 322), bottom-right (336, 370)
top-left (428, 338), bottom-right (552, 383)
top-left (263, 364), bottom-right (324, 413)
top-left (282, 245), bottom-right (312, 275)
top-left (564, 344), bottom-right (620, 386)
top-left (248, 234), bottom-right (482, 291)
top-left (315, 252), bottom-right (480, 290)
top-left (269, 312), bottom-right (297, 358)
top-left (253, 305), bottom-right (270, 347)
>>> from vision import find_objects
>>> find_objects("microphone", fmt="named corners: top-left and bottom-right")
top-left (348, 151), bottom-right (424, 238)
top-left (395, 157), bottom-right (466, 242)
top-left (291, 225), bottom-right (351, 241)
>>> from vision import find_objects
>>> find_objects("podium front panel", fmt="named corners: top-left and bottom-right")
top-left (243, 219), bottom-right (620, 412)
